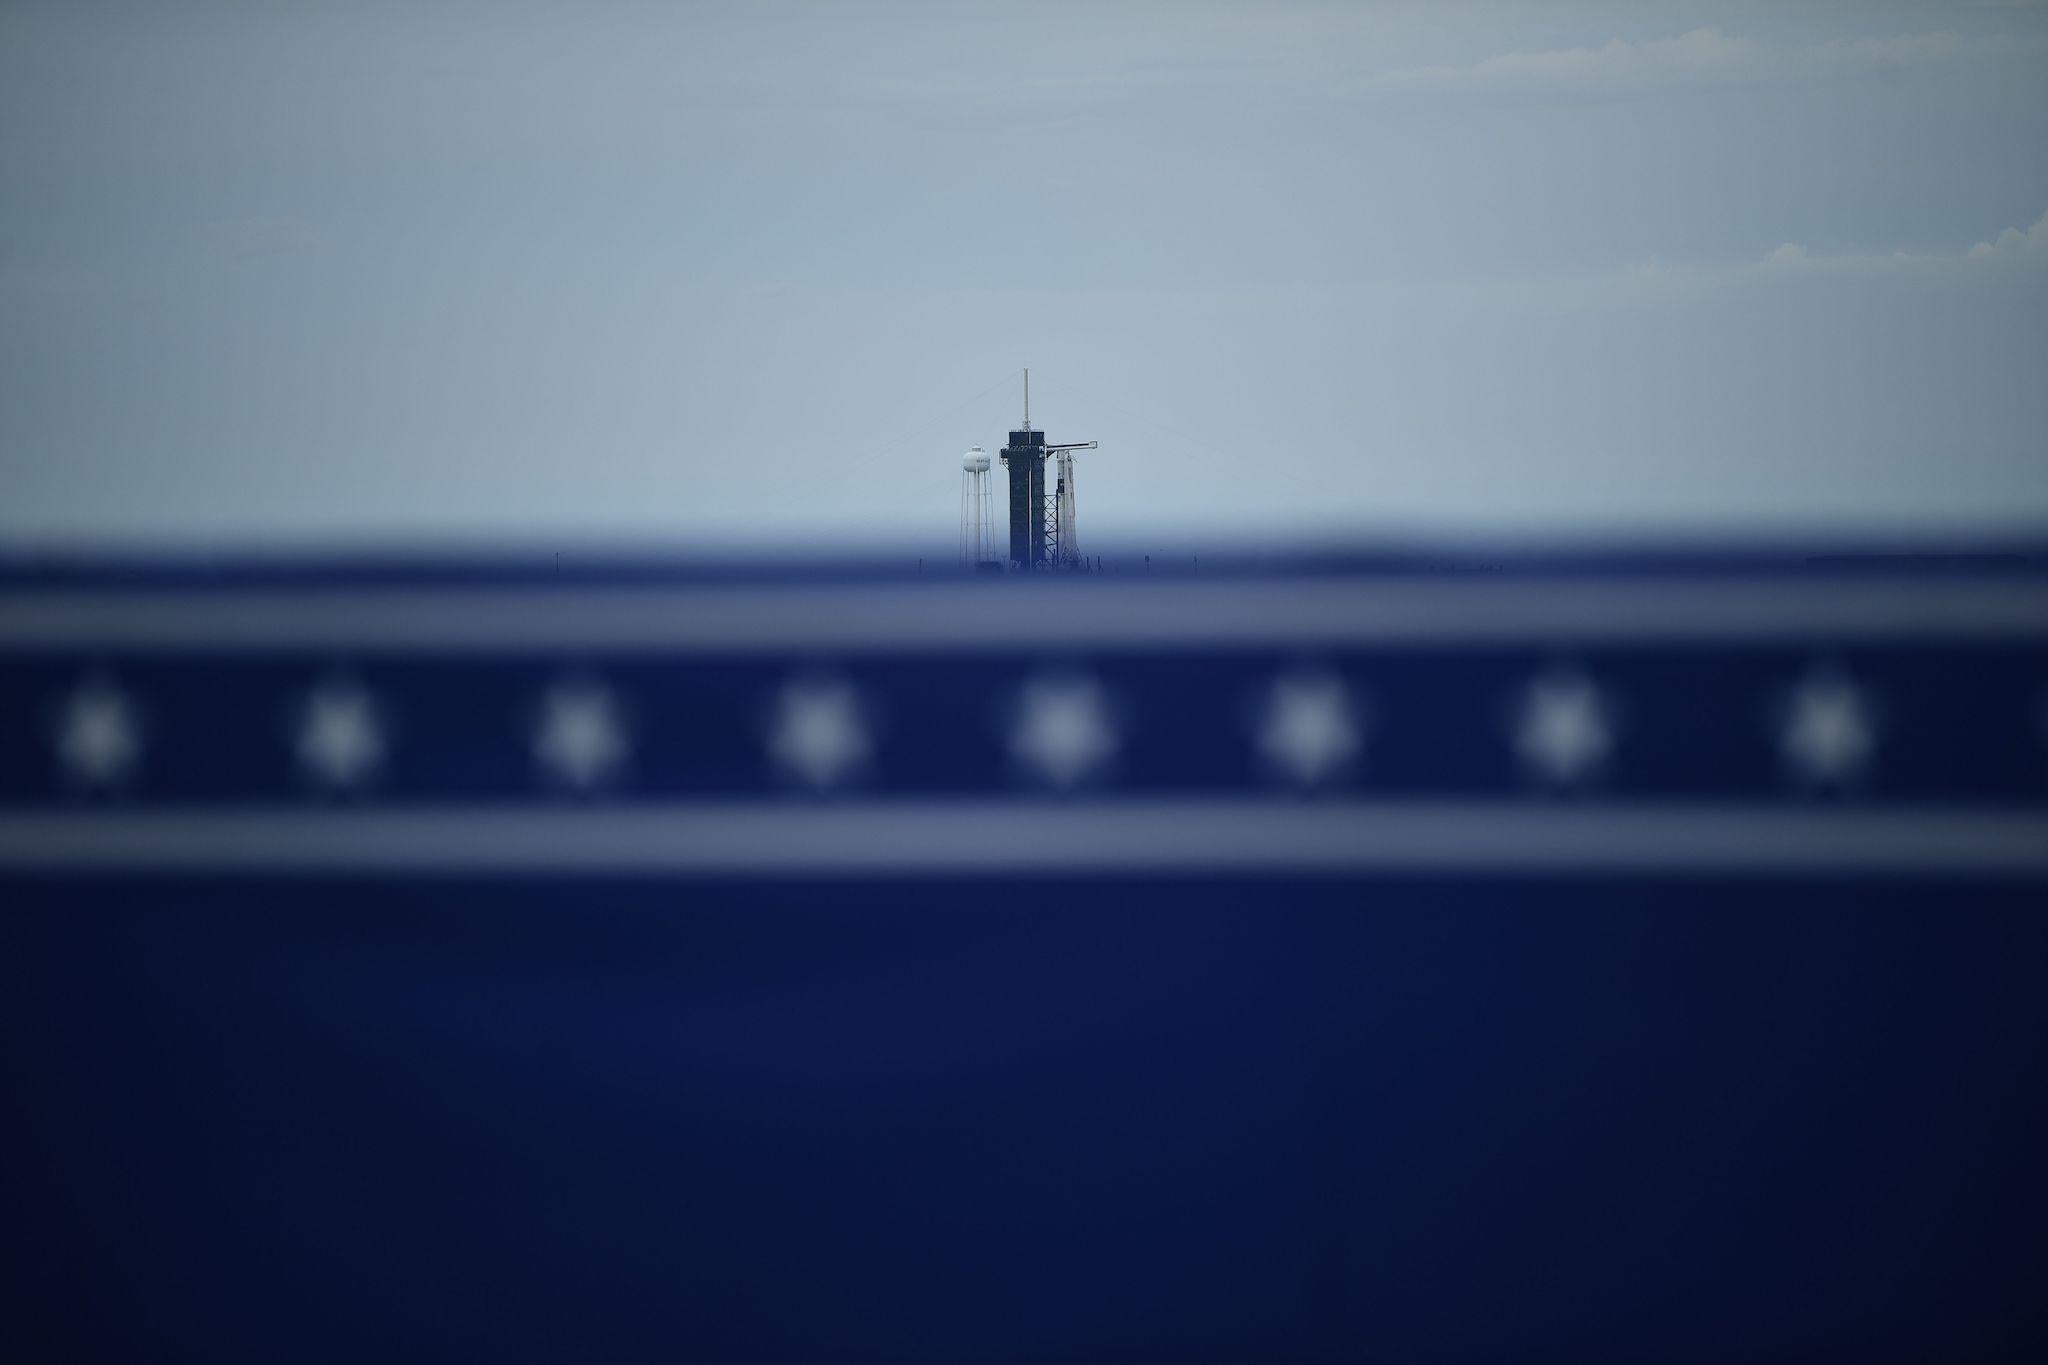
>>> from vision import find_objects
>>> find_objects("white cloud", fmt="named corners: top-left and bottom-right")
top-left (1612, 210), bottom-right (2048, 288)
top-left (1367, 28), bottom-right (1762, 94)
top-left (1967, 210), bottom-right (2048, 259)
top-left (1770, 210), bottom-right (2047, 268)
top-left (1833, 33), bottom-right (1972, 67)
top-left (1365, 26), bottom-right (2007, 96)
top-left (1726, 210), bottom-right (2048, 278)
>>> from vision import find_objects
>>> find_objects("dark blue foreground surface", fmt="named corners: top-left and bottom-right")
top-left (5, 553), bottom-right (2046, 1358)
top-left (6, 876), bottom-right (2046, 1361)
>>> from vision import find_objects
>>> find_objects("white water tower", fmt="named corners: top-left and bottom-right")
top-left (960, 447), bottom-right (997, 568)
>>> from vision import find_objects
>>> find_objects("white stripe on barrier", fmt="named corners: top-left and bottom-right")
top-left (2, 578), bottom-right (2046, 650)
top-left (2, 800), bottom-right (2045, 875)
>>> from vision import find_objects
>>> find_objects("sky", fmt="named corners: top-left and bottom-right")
top-left (3, 0), bottom-right (2045, 555)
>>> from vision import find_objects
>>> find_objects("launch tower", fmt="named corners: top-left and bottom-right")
top-left (998, 370), bottom-right (1096, 571)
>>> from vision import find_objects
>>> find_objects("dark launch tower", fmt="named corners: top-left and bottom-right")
top-left (1001, 425), bottom-right (1047, 569)
top-left (999, 370), bottom-right (1095, 570)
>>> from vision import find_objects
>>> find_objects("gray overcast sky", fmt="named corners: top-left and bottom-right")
top-left (3, 0), bottom-right (2045, 552)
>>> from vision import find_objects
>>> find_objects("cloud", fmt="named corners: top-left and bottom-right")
top-left (1749, 210), bottom-right (2048, 273)
top-left (1967, 210), bottom-right (2048, 259)
top-left (1833, 33), bottom-right (1972, 67)
top-left (1366, 28), bottom-right (1762, 94)
top-left (1613, 210), bottom-right (2048, 289)
top-left (1364, 27), bottom-right (2007, 96)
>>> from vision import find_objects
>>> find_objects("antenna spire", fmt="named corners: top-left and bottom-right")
top-left (1024, 367), bottom-right (1030, 430)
